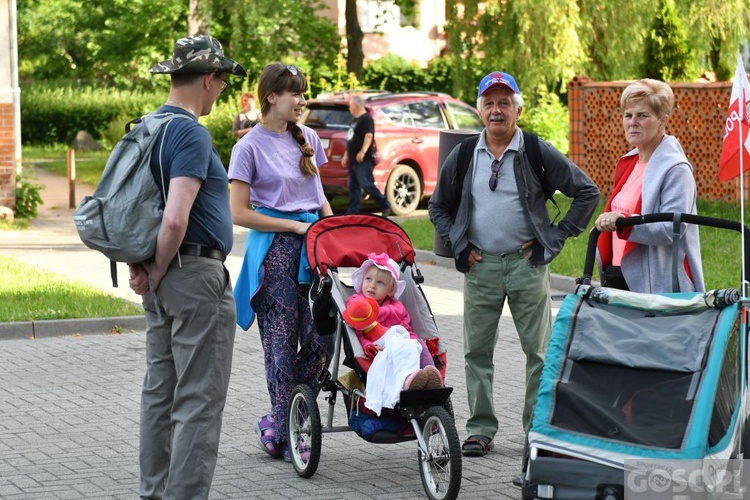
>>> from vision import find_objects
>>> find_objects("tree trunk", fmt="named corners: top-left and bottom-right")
top-left (345, 0), bottom-right (364, 79)
top-left (188, 0), bottom-right (209, 36)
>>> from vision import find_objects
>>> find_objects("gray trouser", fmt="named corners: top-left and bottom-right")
top-left (139, 256), bottom-right (236, 500)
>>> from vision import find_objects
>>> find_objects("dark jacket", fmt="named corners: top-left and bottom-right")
top-left (428, 130), bottom-right (600, 272)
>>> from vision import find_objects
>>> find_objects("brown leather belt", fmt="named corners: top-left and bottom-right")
top-left (179, 243), bottom-right (226, 262)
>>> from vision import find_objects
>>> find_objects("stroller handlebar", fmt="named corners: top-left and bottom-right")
top-left (580, 212), bottom-right (750, 287)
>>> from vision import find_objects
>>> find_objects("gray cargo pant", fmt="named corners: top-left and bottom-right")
top-left (139, 256), bottom-right (236, 500)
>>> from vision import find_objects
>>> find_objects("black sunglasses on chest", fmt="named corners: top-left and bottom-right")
top-left (489, 159), bottom-right (502, 191)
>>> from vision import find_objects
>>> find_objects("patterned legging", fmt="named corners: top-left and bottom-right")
top-left (253, 232), bottom-right (335, 442)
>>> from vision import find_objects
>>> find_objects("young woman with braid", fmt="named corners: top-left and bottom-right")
top-left (228, 62), bottom-right (334, 463)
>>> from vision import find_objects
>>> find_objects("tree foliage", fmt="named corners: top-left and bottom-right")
top-left (17, 0), bottom-right (340, 89)
top-left (444, 0), bottom-right (750, 103)
top-left (684, 0), bottom-right (750, 81)
top-left (642, 0), bottom-right (694, 81)
top-left (445, 0), bottom-right (587, 103)
top-left (576, 0), bottom-right (653, 81)
top-left (213, 0), bottom-right (340, 83)
top-left (17, 0), bottom-right (186, 88)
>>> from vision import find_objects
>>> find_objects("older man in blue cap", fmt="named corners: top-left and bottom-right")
top-left (428, 71), bottom-right (599, 478)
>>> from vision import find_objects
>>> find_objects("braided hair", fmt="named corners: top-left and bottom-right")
top-left (257, 62), bottom-right (317, 177)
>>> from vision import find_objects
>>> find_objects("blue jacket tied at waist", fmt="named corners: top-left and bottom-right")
top-left (234, 207), bottom-right (319, 330)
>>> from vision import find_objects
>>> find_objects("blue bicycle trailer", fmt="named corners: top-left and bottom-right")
top-left (521, 213), bottom-right (750, 500)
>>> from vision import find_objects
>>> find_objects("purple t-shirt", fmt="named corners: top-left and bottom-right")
top-left (228, 123), bottom-right (328, 212)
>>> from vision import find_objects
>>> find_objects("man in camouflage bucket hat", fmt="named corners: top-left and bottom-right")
top-left (150, 35), bottom-right (247, 76)
top-left (128, 34), bottom-right (244, 499)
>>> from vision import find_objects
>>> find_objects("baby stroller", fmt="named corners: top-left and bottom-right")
top-left (286, 213), bottom-right (462, 500)
top-left (521, 213), bottom-right (750, 500)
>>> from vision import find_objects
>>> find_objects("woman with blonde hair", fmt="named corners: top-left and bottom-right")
top-left (228, 63), bottom-right (334, 462)
top-left (595, 78), bottom-right (703, 293)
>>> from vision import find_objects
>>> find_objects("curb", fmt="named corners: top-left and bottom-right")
top-left (0, 250), bottom-right (589, 341)
top-left (0, 316), bottom-right (146, 341)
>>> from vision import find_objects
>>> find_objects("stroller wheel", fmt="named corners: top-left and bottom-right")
top-left (418, 406), bottom-right (462, 500)
top-left (287, 384), bottom-right (322, 478)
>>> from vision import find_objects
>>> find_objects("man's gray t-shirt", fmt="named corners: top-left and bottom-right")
top-left (467, 128), bottom-right (535, 254)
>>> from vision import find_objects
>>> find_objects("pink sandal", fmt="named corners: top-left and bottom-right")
top-left (255, 414), bottom-right (281, 458)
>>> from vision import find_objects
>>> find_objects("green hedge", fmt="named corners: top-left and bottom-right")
top-left (22, 85), bottom-right (164, 146)
top-left (362, 54), bottom-right (454, 95)
top-left (21, 57), bottom-right (571, 162)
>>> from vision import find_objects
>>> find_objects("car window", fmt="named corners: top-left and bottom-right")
top-left (407, 101), bottom-right (447, 129)
top-left (445, 102), bottom-right (484, 131)
top-left (380, 101), bottom-right (446, 129)
top-left (303, 107), bottom-right (354, 130)
top-left (380, 103), bottom-right (413, 127)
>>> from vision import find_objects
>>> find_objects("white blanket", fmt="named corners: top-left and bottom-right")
top-left (364, 326), bottom-right (422, 416)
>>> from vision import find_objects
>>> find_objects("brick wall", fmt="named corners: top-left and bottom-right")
top-left (568, 75), bottom-right (747, 204)
top-left (0, 101), bottom-right (14, 208)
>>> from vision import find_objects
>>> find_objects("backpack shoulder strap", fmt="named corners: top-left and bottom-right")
top-left (523, 130), bottom-right (560, 218)
top-left (455, 134), bottom-right (480, 194)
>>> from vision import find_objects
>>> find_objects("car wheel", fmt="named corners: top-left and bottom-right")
top-left (386, 164), bottom-right (421, 216)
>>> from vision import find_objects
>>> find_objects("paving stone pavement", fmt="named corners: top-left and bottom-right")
top-left (0, 168), bottom-right (576, 499)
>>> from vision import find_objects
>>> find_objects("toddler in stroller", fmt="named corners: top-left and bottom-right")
top-left (346, 253), bottom-right (443, 394)
top-left (343, 295), bottom-right (442, 415)
top-left (287, 213), bottom-right (461, 500)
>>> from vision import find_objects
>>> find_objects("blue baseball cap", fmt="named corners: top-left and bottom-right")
top-left (477, 71), bottom-right (520, 99)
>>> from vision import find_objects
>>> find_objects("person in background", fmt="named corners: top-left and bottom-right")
top-left (342, 96), bottom-right (391, 216)
top-left (232, 92), bottom-right (260, 140)
top-left (594, 78), bottom-right (704, 293)
top-left (128, 35), bottom-right (245, 500)
top-left (429, 71), bottom-right (599, 482)
top-left (228, 62), bottom-right (335, 463)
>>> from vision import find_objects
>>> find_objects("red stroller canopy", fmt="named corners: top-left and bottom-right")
top-left (306, 214), bottom-right (416, 275)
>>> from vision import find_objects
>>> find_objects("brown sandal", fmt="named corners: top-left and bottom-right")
top-left (461, 435), bottom-right (493, 457)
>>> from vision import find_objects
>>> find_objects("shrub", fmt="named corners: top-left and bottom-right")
top-left (21, 85), bottom-right (163, 146)
top-left (519, 88), bottom-right (570, 156)
top-left (362, 54), bottom-right (430, 93)
top-left (14, 166), bottom-right (44, 219)
top-left (641, 0), bottom-right (695, 81)
top-left (200, 98), bottom-right (239, 167)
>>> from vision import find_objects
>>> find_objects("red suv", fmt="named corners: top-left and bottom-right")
top-left (300, 91), bottom-right (484, 215)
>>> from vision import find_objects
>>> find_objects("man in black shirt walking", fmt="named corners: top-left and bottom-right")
top-left (342, 96), bottom-right (391, 216)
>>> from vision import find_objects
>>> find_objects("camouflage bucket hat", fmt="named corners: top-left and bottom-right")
top-left (149, 35), bottom-right (247, 77)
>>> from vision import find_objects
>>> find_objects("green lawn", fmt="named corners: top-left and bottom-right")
top-left (23, 146), bottom-right (110, 186)
top-left (0, 255), bottom-right (142, 322)
top-left (9, 148), bottom-right (750, 323)
top-left (402, 195), bottom-right (750, 291)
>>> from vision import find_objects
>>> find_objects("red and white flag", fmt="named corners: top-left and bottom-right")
top-left (718, 53), bottom-right (750, 181)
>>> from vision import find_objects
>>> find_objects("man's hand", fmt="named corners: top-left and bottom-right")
top-left (128, 263), bottom-right (150, 296)
top-left (468, 248), bottom-right (483, 268)
top-left (341, 153), bottom-right (349, 168)
top-left (521, 238), bottom-right (537, 260)
top-left (356, 151), bottom-right (365, 163)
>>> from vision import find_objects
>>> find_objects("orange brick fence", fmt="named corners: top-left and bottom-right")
top-left (567, 75), bottom-right (748, 204)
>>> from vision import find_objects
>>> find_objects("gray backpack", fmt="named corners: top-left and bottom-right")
top-left (73, 112), bottom-right (190, 286)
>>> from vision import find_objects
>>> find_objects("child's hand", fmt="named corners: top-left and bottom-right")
top-left (364, 344), bottom-right (381, 359)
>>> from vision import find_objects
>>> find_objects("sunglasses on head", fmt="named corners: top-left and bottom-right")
top-left (489, 159), bottom-right (501, 191)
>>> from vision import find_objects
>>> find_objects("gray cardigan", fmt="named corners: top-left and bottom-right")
top-left (601, 135), bottom-right (705, 293)
top-left (429, 129), bottom-right (600, 271)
